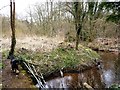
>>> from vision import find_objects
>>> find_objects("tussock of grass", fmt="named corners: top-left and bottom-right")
top-left (2, 44), bottom-right (100, 76)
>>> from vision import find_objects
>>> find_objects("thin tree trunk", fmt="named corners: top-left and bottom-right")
top-left (8, 0), bottom-right (16, 58)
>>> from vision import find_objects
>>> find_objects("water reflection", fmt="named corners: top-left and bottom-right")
top-left (115, 54), bottom-right (120, 84)
top-left (46, 76), bottom-right (72, 88)
top-left (102, 70), bottom-right (115, 87)
top-left (46, 52), bottom-right (119, 88)
top-left (99, 52), bottom-right (119, 87)
top-left (46, 67), bottom-right (104, 88)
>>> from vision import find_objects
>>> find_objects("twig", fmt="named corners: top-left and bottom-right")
top-left (0, 5), bottom-right (10, 11)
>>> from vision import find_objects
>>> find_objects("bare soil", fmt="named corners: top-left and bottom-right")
top-left (2, 59), bottom-right (36, 88)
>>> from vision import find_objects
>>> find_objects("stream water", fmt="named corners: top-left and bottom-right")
top-left (99, 52), bottom-right (120, 88)
top-left (45, 52), bottom-right (120, 88)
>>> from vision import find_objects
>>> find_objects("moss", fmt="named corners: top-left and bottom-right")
top-left (21, 70), bottom-right (26, 74)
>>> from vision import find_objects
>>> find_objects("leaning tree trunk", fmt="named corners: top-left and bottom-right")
top-left (8, 0), bottom-right (16, 58)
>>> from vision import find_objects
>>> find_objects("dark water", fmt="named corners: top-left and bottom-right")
top-left (99, 52), bottom-right (120, 88)
top-left (45, 52), bottom-right (120, 88)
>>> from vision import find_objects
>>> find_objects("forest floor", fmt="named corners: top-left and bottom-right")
top-left (2, 36), bottom-right (64, 52)
top-left (1, 36), bottom-right (64, 88)
top-left (2, 59), bottom-right (37, 89)
top-left (1, 36), bottom-right (109, 88)
top-left (88, 38), bottom-right (119, 53)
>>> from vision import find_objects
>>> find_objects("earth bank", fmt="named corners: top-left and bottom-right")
top-left (2, 38), bottom-right (100, 88)
top-left (13, 44), bottom-right (100, 77)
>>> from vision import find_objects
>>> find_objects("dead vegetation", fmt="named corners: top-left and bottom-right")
top-left (2, 36), bottom-right (64, 52)
top-left (88, 38), bottom-right (119, 52)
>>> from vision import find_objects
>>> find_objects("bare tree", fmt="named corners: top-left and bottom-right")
top-left (8, 0), bottom-right (16, 58)
top-left (65, 2), bottom-right (87, 50)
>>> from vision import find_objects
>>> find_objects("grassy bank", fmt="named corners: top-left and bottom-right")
top-left (2, 44), bottom-right (100, 76)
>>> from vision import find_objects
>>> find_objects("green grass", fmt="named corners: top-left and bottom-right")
top-left (2, 44), bottom-right (100, 76)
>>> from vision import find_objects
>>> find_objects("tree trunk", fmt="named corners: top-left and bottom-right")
top-left (74, 2), bottom-right (82, 50)
top-left (8, 0), bottom-right (16, 58)
top-left (75, 24), bottom-right (81, 50)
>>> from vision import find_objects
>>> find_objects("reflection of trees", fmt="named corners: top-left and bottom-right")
top-left (87, 67), bottom-right (105, 88)
top-left (115, 54), bottom-right (120, 83)
top-left (78, 67), bottom-right (105, 88)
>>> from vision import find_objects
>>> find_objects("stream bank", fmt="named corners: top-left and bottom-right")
top-left (15, 44), bottom-right (100, 77)
top-left (2, 43), bottom-right (100, 88)
top-left (45, 52), bottom-right (120, 89)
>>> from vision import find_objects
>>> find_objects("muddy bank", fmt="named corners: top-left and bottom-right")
top-left (10, 44), bottom-right (100, 79)
top-left (44, 59), bottom-right (100, 79)
top-left (2, 36), bottom-right (101, 88)
top-left (2, 60), bottom-right (36, 88)
top-left (43, 52), bottom-right (120, 88)
top-left (2, 44), bottom-right (100, 76)
top-left (45, 66), bottom-right (105, 88)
